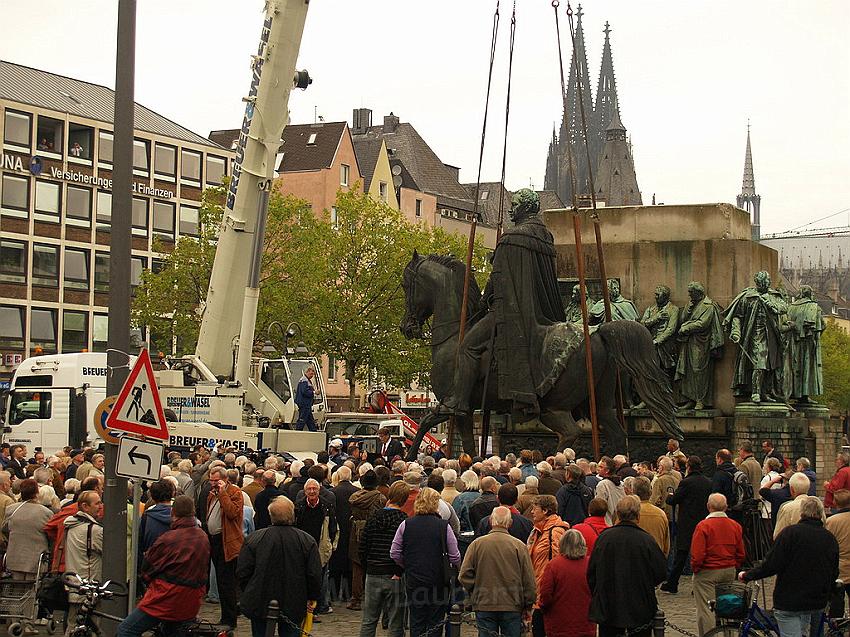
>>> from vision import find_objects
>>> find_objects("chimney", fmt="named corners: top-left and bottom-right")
top-left (352, 108), bottom-right (372, 135)
top-left (383, 112), bottom-right (400, 133)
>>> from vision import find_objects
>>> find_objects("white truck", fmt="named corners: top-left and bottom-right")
top-left (2, 0), bottom-right (327, 456)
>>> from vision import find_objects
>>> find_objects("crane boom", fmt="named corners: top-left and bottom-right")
top-left (196, 0), bottom-right (310, 378)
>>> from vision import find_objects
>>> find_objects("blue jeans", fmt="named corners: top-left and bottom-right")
top-left (117, 608), bottom-right (185, 637)
top-left (249, 616), bottom-right (302, 637)
top-left (359, 574), bottom-right (405, 637)
top-left (774, 609), bottom-right (819, 637)
top-left (476, 610), bottom-right (523, 637)
top-left (316, 565), bottom-right (331, 613)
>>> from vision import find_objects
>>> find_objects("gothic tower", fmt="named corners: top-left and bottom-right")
top-left (591, 22), bottom-right (619, 172)
top-left (595, 110), bottom-right (642, 206)
top-left (736, 124), bottom-right (761, 240)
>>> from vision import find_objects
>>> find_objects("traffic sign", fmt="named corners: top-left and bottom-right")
top-left (115, 436), bottom-right (164, 481)
top-left (93, 395), bottom-right (121, 445)
top-left (106, 349), bottom-right (169, 440)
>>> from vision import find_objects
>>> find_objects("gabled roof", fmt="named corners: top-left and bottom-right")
top-left (0, 60), bottom-right (224, 149)
top-left (353, 121), bottom-right (471, 202)
top-left (352, 137), bottom-right (383, 192)
top-left (208, 129), bottom-right (240, 150)
top-left (279, 122), bottom-right (348, 173)
top-left (537, 190), bottom-right (566, 211)
top-left (462, 181), bottom-right (511, 226)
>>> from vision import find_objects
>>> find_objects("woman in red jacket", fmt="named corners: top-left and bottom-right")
top-left (571, 498), bottom-right (610, 555)
top-left (539, 529), bottom-right (596, 637)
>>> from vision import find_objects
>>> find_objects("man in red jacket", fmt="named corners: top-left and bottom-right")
top-left (43, 477), bottom-right (103, 572)
top-left (690, 494), bottom-right (745, 636)
top-left (117, 495), bottom-right (210, 637)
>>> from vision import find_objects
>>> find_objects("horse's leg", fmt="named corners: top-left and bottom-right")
top-left (459, 414), bottom-right (476, 456)
top-left (595, 358), bottom-right (627, 456)
top-left (539, 410), bottom-right (580, 452)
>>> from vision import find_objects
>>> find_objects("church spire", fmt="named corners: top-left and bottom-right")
top-left (564, 4), bottom-right (594, 195)
top-left (736, 122), bottom-right (762, 240)
top-left (592, 21), bottom-right (619, 165)
top-left (595, 106), bottom-right (642, 206)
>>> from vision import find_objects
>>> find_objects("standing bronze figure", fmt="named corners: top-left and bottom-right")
top-left (675, 282), bottom-right (724, 410)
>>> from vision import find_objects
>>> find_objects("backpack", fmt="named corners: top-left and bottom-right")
top-left (730, 470), bottom-right (754, 510)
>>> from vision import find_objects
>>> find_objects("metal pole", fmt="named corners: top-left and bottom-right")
top-left (103, 0), bottom-right (135, 628)
top-left (572, 213), bottom-right (600, 459)
top-left (449, 604), bottom-right (463, 637)
top-left (127, 480), bottom-right (141, 609)
top-left (265, 600), bottom-right (280, 637)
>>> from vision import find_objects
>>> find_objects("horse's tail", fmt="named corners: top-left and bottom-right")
top-left (597, 321), bottom-right (684, 441)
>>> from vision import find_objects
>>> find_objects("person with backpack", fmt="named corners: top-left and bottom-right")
top-left (712, 449), bottom-right (750, 523)
top-left (556, 465), bottom-right (594, 526)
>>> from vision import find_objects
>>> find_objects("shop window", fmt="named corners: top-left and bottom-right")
top-left (98, 131), bottom-right (113, 164)
top-left (92, 314), bottom-right (108, 352)
top-left (36, 116), bottom-right (63, 156)
top-left (1, 174), bottom-right (29, 217)
top-left (179, 205), bottom-right (199, 237)
top-left (153, 201), bottom-right (175, 239)
top-left (3, 110), bottom-right (31, 149)
top-left (132, 197), bottom-right (148, 236)
top-left (0, 305), bottom-right (25, 348)
top-left (94, 252), bottom-right (110, 292)
top-left (34, 180), bottom-right (61, 220)
top-left (30, 308), bottom-right (58, 353)
top-left (0, 239), bottom-right (26, 284)
top-left (96, 190), bottom-right (112, 228)
top-left (64, 247), bottom-right (90, 291)
top-left (181, 149), bottom-right (201, 183)
top-left (62, 311), bottom-right (88, 353)
top-left (154, 144), bottom-right (176, 178)
top-left (206, 155), bottom-right (226, 185)
top-left (133, 139), bottom-right (150, 174)
top-left (131, 256), bottom-right (146, 288)
top-left (68, 123), bottom-right (93, 160)
top-left (32, 244), bottom-right (59, 287)
top-left (66, 185), bottom-right (92, 226)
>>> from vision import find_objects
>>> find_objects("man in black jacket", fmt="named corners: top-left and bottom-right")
top-left (663, 455), bottom-right (713, 594)
top-left (741, 496), bottom-right (838, 637)
top-left (469, 476), bottom-right (500, 530)
top-left (377, 427), bottom-right (404, 463)
top-left (556, 464), bottom-right (594, 526)
top-left (252, 471), bottom-right (282, 530)
top-left (588, 495), bottom-right (667, 637)
top-left (475, 483), bottom-right (533, 542)
top-left (238, 496), bottom-right (322, 636)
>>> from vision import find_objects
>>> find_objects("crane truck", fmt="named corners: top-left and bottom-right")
top-left (2, 0), bottom-right (327, 456)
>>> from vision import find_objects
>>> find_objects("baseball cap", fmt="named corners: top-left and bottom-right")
top-left (329, 438), bottom-right (343, 449)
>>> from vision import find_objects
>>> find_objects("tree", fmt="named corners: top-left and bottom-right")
top-left (818, 319), bottom-right (850, 412)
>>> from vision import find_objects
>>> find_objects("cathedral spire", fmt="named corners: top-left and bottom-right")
top-left (564, 4), bottom-right (594, 194)
top-left (736, 122), bottom-right (762, 240)
top-left (595, 107), bottom-right (642, 206)
top-left (592, 21), bottom-right (619, 165)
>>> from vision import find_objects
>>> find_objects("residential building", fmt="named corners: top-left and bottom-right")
top-left (352, 134), bottom-right (398, 210)
top-left (0, 61), bottom-right (231, 382)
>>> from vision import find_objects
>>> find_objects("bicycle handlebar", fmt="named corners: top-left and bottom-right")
top-left (62, 573), bottom-right (129, 597)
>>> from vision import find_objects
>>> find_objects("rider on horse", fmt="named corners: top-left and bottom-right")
top-left (438, 188), bottom-right (566, 418)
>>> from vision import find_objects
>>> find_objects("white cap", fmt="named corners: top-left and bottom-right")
top-left (329, 438), bottom-right (343, 448)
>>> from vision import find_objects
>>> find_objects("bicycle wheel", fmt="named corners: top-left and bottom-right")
top-left (704, 626), bottom-right (741, 637)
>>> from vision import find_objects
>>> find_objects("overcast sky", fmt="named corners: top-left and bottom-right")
top-left (3, 1), bottom-right (849, 235)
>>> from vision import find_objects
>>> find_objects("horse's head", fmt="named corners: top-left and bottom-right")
top-left (400, 249), bottom-right (431, 340)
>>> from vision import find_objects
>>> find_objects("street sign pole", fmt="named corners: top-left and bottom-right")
top-left (128, 479), bottom-right (141, 608)
top-left (104, 0), bottom-right (136, 624)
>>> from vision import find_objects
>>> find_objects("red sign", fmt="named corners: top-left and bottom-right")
top-left (106, 349), bottom-right (169, 440)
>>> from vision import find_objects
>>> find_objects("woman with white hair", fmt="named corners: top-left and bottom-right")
top-left (539, 529), bottom-right (595, 637)
top-left (37, 483), bottom-right (60, 512)
top-left (440, 469), bottom-right (460, 504)
top-left (452, 470), bottom-right (481, 534)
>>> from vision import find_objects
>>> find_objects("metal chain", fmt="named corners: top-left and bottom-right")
top-left (277, 613), bottom-right (315, 637)
top-left (664, 618), bottom-right (702, 637)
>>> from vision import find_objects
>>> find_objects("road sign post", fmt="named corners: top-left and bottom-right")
top-left (106, 348), bottom-right (169, 440)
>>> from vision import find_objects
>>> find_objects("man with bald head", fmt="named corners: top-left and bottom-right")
top-left (253, 470), bottom-right (282, 530)
top-left (690, 493), bottom-right (745, 635)
top-left (469, 476), bottom-right (500, 530)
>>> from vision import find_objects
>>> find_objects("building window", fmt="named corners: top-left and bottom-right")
top-left (64, 247), bottom-right (90, 291)
top-left (66, 185), bottom-right (92, 226)
top-left (480, 190), bottom-right (489, 201)
top-left (68, 123), bottom-right (93, 160)
top-left (181, 149), bottom-right (201, 183)
top-left (415, 198), bottom-right (422, 217)
top-left (92, 314), bottom-right (108, 352)
top-left (0, 305), bottom-right (25, 348)
top-left (0, 239), bottom-right (26, 284)
top-left (34, 180), bottom-right (61, 220)
top-left (96, 190), bottom-right (112, 228)
top-left (32, 244), bottom-right (59, 287)
top-left (98, 131), bottom-right (113, 164)
top-left (4, 110), bottom-right (31, 149)
top-left (179, 205), bottom-right (199, 237)
top-left (36, 116), bottom-right (63, 156)
top-left (206, 155), bottom-right (226, 185)
top-left (30, 308), bottom-right (58, 353)
top-left (94, 252), bottom-right (110, 292)
top-left (133, 139), bottom-right (150, 174)
top-left (328, 355), bottom-right (337, 381)
top-left (330, 206), bottom-right (338, 228)
top-left (154, 143), bottom-right (176, 178)
top-left (340, 164), bottom-right (350, 186)
top-left (62, 310), bottom-right (88, 353)
top-left (131, 256), bottom-right (146, 288)
top-left (153, 201), bottom-right (175, 239)
top-left (379, 181), bottom-right (388, 202)
top-left (132, 197), bottom-right (148, 236)
top-left (1, 174), bottom-right (29, 217)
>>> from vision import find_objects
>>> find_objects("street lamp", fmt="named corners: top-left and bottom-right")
top-left (266, 321), bottom-right (308, 357)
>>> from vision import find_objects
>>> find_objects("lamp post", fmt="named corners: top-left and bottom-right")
top-left (265, 321), bottom-right (308, 357)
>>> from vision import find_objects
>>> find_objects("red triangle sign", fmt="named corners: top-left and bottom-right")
top-left (106, 349), bottom-right (169, 440)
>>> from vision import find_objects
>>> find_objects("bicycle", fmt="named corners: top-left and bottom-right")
top-left (704, 580), bottom-right (850, 637)
top-left (61, 573), bottom-right (128, 637)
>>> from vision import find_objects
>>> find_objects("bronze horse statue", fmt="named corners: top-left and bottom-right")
top-left (400, 252), bottom-right (684, 457)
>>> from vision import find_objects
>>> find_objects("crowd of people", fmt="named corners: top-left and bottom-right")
top-left (1, 433), bottom-right (850, 637)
